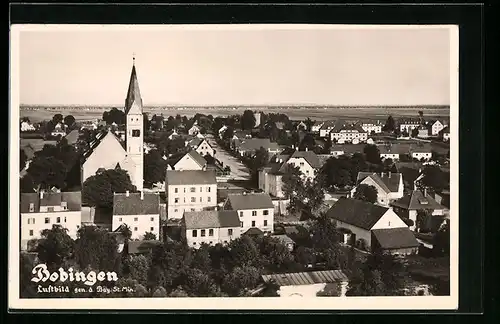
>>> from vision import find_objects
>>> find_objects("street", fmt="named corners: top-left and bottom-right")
top-left (206, 134), bottom-right (251, 181)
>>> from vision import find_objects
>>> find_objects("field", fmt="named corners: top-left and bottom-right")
top-left (20, 106), bottom-right (450, 123)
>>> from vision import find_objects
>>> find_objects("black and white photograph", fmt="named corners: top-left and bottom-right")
top-left (9, 24), bottom-right (458, 310)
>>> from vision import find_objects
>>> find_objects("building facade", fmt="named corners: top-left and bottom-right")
top-left (361, 123), bottom-right (382, 134)
top-left (223, 193), bottom-right (275, 235)
top-left (330, 124), bottom-right (368, 144)
top-left (182, 210), bottom-right (241, 248)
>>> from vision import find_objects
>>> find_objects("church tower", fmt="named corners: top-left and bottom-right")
top-left (124, 56), bottom-right (144, 190)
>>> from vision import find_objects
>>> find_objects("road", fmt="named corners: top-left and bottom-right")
top-left (206, 134), bottom-right (250, 181)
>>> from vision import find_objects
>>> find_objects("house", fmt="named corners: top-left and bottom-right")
top-left (20, 190), bottom-right (82, 251)
top-left (271, 234), bottom-right (295, 251)
top-left (64, 129), bottom-right (80, 146)
top-left (165, 170), bottom-right (217, 219)
top-left (361, 122), bottom-right (382, 134)
top-left (390, 189), bottom-right (446, 232)
top-left (330, 123), bottom-right (368, 144)
top-left (235, 138), bottom-right (281, 156)
top-left (351, 172), bottom-right (404, 206)
top-left (326, 198), bottom-right (418, 254)
top-left (223, 192), bottom-right (274, 235)
top-left (259, 162), bottom-right (286, 199)
top-left (167, 129), bottom-right (181, 140)
top-left (417, 126), bottom-right (430, 138)
top-left (378, 144), bottom-right (405, 160)
top-left (311, 121), bottom-right (324, 134)
top-left (188, 124), bottom-right (200, 136)
top-left (411, 144), bottom-right (432, 160)
top-left (193, 138), bottom-right (215, 157)
top-left (51, 123), bottom-right (67, 137)
top-left (429, 120), bottom-right (446, 136)
top-left (172, 150), bottom-right (207, 171)
top-left (20, 121), bottom-right (36, 132)
top-left (218, 125), bottom-right (228, 138)
top-left (112, 191), bottom-right (160, 240)
top-left (399, 119), bottom-right (420, 134)
top-left (319, 120), bottom-right (337, 138)
top-left (182, 210), bottom-right (241, 248)
top-left (296, 121), bottom-right (307, 131)
top-left (254, 112), bottom-right (262, 127)
top-left (261, 270), bottom-right (349, 297)
top-left (441, 126), bottom-right (450, 142)
top-left (283, 149), bottom-right (322, 181)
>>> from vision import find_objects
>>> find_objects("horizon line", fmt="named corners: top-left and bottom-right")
top-left (20, 103), bottom-right (451, 108)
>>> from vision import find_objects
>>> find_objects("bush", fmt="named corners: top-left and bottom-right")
top-left (356, 239), bottom-right (369, 251)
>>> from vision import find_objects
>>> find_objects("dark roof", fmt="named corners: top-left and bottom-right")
top-left (166, 170), bottom-right (216, 185)
top-left (372, 227), bottom-right (419, 250)
top-left (183, 210), bottom-right (240, 229)
top-left (113, 192), bottom-right (160, 215)
top-left (441, 126), bottom-right (450, 134)
top-left (331, 123), bottom-right (366, 133)
top-left (271, 234), bottom-right (295, 245)
top-left (357, 172), bottom-right (402, 193)
top-left (188, 137), bottom-right (203, 147)
top-left (244, 227), bottom-right (264, 236)
top-left (326, 197), bottom-right (389, 230)
top-left (185, 150), bottom-right (207, 168)
top-left (390, 190), bottom-right (444, 211)
top-left (64, 129), bottom-right (80, 145)
top-left (237, 138), bottom-right (280, 152)
top-left (329, 144), bottom-right (365, 154)
top-left (124, 64), bottom-right (143, 114)
top-left (20, 191), bottom-right (82, 213)
top-left (288, 150), bottom-right (322, 168)
top-left (261, 270), bottom-right (348, 286)
top-left (319, 120), bottom-right (337, 130)
top-left (127, 240), bottom-right (162, 254)
top-left (226, 193), bottom-right (274, 210)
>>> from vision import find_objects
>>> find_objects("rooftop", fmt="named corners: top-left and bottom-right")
top-left (113, 192), bottom-right (160, 215)
top-left (166, 170), bottom-right (217, 185)
top-left (127, 240), bottom-right (162, 254)
top-left (326, 197), bottom-right (389, 230)
top-left (20, 191), bottom-right (82, 213)
top-left (287, 150), bottom-right (322, 169)
top-left (356, 172), bottom-right (402, 194)
top-left (390, 190), bottom-right (444, 211)
top-left (183, 210), bottom-right (240, 229)
top-left (261, 270), bottom-right (348, 286)
top-left (372, 227), bottom-right (419, 250)
top-left (226, 192), bottom-right (274, 210)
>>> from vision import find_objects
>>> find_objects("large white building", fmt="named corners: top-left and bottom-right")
top-left (112, 191), bottom-right (160, 240)
top-left (182, 210), bottom-right (241, 248)
top-left (330, 124), bottom-right (368, 144)
top-left (399, 119), bottom-right (420, 134)
top-left (223, 193), bottom-right (274, 235)
top-left (165, 170), bottom-right (217, 219)
top-left (361, 122), bottom-right (382, 134)
top-left (430, 120), bottom-right (446, 136)
top-left (81, 59), bottom-right (144, 190)
top-left (20, 191), bottom-right (82, 250)
top-left (351, 172), bottom-right (404, 207)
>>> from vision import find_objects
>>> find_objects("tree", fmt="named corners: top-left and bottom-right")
top-left (27, 155), bottom-right (68, 190)
top-left (102, 108), bottom-right (126, 125)
top-left (363, 144), bottom-right (381, 164)
top-left (318, 156), bottom-right (357, 190)
top-left (304, 118), bottom-right (314, 132)
top-left (401, 129), bottom-right (409, 137)
top-left (421, 165), bottom-right (449, 192)
top-left (82, 169), bottom-right (136, 209)
top-left (353, 184), bottom-right (378, 203)
top-left (144, 149), bottom-right (167, 186)
top-left (241, 110), bottom-right (256, 130)
top-left (36, 225), bottom-right (75, 270)
top-left (52, 113), bottom-right (64, 125)
top-left (20, 174), bottom-right (36, 193)
top-left (191, 244), bottom-right (212, 271)
top-left (295, 246), bottom-right (316, 266)
top-left (142, 232), bottom-right (157, 241)
top-left (221, 266), bottom-right (261, 296)
top-left (309, 215), bottom-right (342, 252)
top-left (382, 116), bottom-right (395, 133)
top-left (256, 236), bottom-right (294, 270)
top-left (418, 111), bottom-right (424, 124)
top-left (125, 254), bottom-right (150, 286)
top-left (228, 236), bottom-right (261, 268)
top-left (184, 268), bottom-right (220, 297)
top-left (411, 128), bottom-right (419, 138)
top-left (63, 115), bottom-right (76, 128)
top-left (298, 134), bottom-right (316, 151)
top-left (222, 127), bottom-right (234, 141)
top-left (152, 286), bottom-right (168, 297)
top-left (20, 149), bottom-right (27, 171)
top-left (169, 286), bottom-right (189, 297)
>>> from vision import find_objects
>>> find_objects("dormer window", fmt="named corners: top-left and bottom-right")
top-left (61, 202), bottom-right (68, 210)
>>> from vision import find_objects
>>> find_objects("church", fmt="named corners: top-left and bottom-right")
top-left (81, 58), bottom-right (144, 191)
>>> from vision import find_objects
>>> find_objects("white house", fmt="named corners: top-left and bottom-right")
top-left (411, 148), bottom-right (432, 160)
top-left (20, 191), bottom-right (82, 251)
top-left (296, 121), bottom-right (307, 131)
top-left (223, 192), bottom-right (275, 235)
top-left (188, 124), bottom-right (200, 136)
top-left (51, 123), bottom-right (67, 137)
top-left (182, 210), bottom-right (241, 248)
top-left (430, 120), bottom-right (446, 136)
top-left (165, 170), bottom-right (217, 219)
top-left (441, 127), bottom-right (450, 142)
top-left (351, 172), bottom-right (404, 207)
top-left (399, 120), bottom-right (420, 134)
top-left (330, 124), bottom-right (368, 144)
top-left (283, 149), bottom-right (322, 181)
top-left (327, 198), bottom-right (419, 254)
top-left (235, 138), bottom-right (281, 157)
top-left (20, 121), bottom-right (36, 132)
top-left (172, 150), bottom-right (207, 171)
top-left (112, 191), bottom-right (160, 240)
top-left (190, 138), bottom-right (215, 157)
top-left (319, 121), bottom-right (337, 138)
top-left (218, 125), bottom-right (228, 138)
top-left (311, 121), bottom-right (325, 134)
top-left (361, 122), bottom-right (382, 134)
top-left (378, 145), bottom-right (403, 161)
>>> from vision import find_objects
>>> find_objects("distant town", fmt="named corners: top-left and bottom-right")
top-left (19, 60), bottom-right (450, 299)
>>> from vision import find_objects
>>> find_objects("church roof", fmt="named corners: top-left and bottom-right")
top-left (124, 63), bottom-right (143, 115)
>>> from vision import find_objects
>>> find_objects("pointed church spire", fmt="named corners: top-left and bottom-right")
top-left (125, 55), bottom-right (143, 114)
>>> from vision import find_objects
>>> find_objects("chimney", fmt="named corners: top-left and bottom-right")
top-left (279, 159), bottom-right (283, 163)
top-left (388, 171), bottom-right (391, 178)
top-left (140, 191), bottom-right (144, 200)
top-left (126, 190), bottom-right (130, 197)
top-left (292, 145), bottom-right (295, 150)
top-left (305, 147), bottom-right (308, 152)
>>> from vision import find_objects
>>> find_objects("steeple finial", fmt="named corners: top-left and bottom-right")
top-left (132, 53), bottom-right (136, 66)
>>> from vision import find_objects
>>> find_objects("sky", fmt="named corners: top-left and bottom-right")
top-left (16, 25), bottom-right (453, 106)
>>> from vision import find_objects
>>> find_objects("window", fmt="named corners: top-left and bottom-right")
top-left (191, 208), bottom-right (195, 212)
top-left (64, 217), bottom-right (67, 223)
top-left (134, 227), bottom-right (138, 231)
top-left (207, 197), bottom-right (211, 203)
top-left (252, 211), bottom-right (257, 216)
top-left (174, 209), bottom-right (178, 213)
top-left (150, 217), bottom-right (154, 222)
top-left (61, 202), bottom-right (68, 210)
top-left (44, 218), bottom-right (50, 224)
top-left (192, 230), bottom-right (198, 237)
top-left (200, 197), bottom-right (203, 202)
top-left (263, 210), bottom-right (269, 216)
top-left (190, 187), bottom-right (196, 193)
top-left (29, 203), bottom-right (34, 212)
top-left (134, 217), bottom-right (138, 222)
top-left (47, 207), bottom-right (54, 212)
top-left (200, 187), bottom-right (203, 192)
top-left (251, 221), bottom-right (256, 227)
top-left (184, 188), bottom-right (186, 193)
top-left (150, 227), bottom-right (154, 231)
top-left (191, 197), bottom-right (196, 203)
top-left (240, 222), bottom-right (243, 228)
top-left (209, 229), bottom-right (214, 236)
top-left (132, 129), bottom-right (141, 137)
top-left (174, 188), bottom-right (178, 193)
top-left (207, 187), bottom-right (211, 193)
top-left (56, 217), bottom-right (61, 223)
top-left (264, 220), bottom-right (268, 226)
top-left (27, 218), bottom-right (31, 224)
top-left (239, 211), bottom-right (244, 217)
top-left (201, 230), bottom-right (206, 237)
top-left (228, 229), bottom-right (233, 236)
top-left (76, 225), bottom-right (80, 229)
top-left (184, 198), bottom-right (186, 203)
top-left (300, 162), bottom-right (304, 167)
top-left (29, 230), bottom-right (33, 236)
top-left (224, 240), bottom-right (228, 244)
top-left (174, 198), bottom-right (179, 203)
top-left (388, 222), bottom-right (391, 226)
top-left (119, 217), bottom-right (122, 222)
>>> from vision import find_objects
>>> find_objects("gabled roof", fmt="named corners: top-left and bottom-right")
top-left (165, 170), bottom-right (217, 185)
top-left (124, 63), bottom-right (143, 115)
top-left (174, 150), bottom-right (207, 169)
top-left (356, 172), bottom-right (402, 194)
top-left (238, 138), bottom-right (280, 152)
top-left (320, 120), bottom-right (337, 130)
top-left (113, 192), bottom-right (160, 215)
top-left (287, 150), bottom-right (321, 169)
top-left (331, 123), bottom-right (366, 133)
top-left (82, 130), bottom-right (124, 163)
top-left (188, 137), bottom-right (203, 148)
top-left (244, 227), bottom-right (264, 236)
top-left (183, 210), bottom-right (240, 229)
top-left (20, 191), bottom-right (82, 213)
top-left (326, 197), bottom-right (389, 230)
top-left (390, 190), bottom-right (444, 211)
top-left (441, 126), bottom-right (450, 134)
top-left (261, 270), bottom-right (348, 286)
top-left (226, 193), bottom-right (274, 210)
top-left (372, 227), bottom-right (419, 250)
top-left (127, 240), bottom-right (162, 254)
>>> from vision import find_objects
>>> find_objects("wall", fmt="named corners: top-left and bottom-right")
top-left (196, 140), bottom-right (215, 157)
top-left (286, 157), bottom-right (315, 181)
top-left (371, 209), bottom-right (408, 230)
top-left (82, 133), bottom-right (128, 183)
top-left (185, 226), bottom-right (241, 248)
top-left (166, 184), bottom-right (217, 219)
top-left (174, 154), bottom-right (204, 171)
top-left (126, 113), bottom-right (144, 191)
top-left (112, 214), bottom-right (160, 240)
top-left (237, 208), bottom-right (274, 234)
top-left (335, 220), bottom-right (372, 247)
top-left (21, 211), bottom-right (81, 250)
top-left (269, 174), bottom-right (284, 198)
top-left (331, 131), bottom-right (368, 143)
top-left (272, 199), bottom-right (290, 216)
top-left (359, 177), bottom-right (390, 206)
top-left (380, 153), bottom-right (400, 160)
